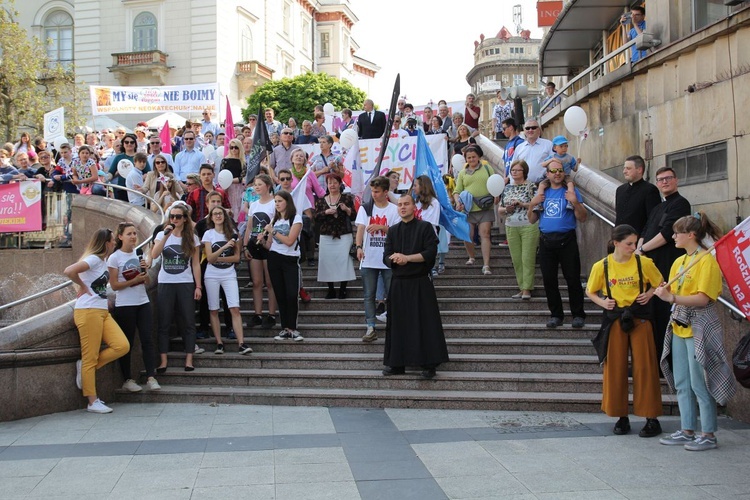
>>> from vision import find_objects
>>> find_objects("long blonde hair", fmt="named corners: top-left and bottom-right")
top-left (80, 228), bottom-right (113, 261)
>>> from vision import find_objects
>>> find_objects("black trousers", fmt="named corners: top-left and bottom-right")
top-left (157, 283), bottom-right (196, 353)
top-left (267, 252), bottom-right (300, 330)
top-left (113, 302), bottom-right (157, 379)
top-left (538, 231), bottom-right (586, 320)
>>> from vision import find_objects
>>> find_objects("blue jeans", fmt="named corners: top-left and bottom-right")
top-left (376, 274), bottom-right (386, 301)
top-left (672, 335), bottom-right (717, 433)
top-left (361, 267), bottom-right (391, 327)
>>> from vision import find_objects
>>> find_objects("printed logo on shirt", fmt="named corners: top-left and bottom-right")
top-left (211, 241), bottom-right (234, 269)
top-left (367, 215), bottom-right (388, 248)
top-left (610, 276), bottom-right (638, 289)
top-left (162, 245), bottom-right (189, 274)
top-left (90, 271), bottom-right (109, 299)
top-left (414, 207), bottom-right (423, 221)
top-left (544, 198), bottom-right (563, 219)
top-left (252, 212), bottom-right (271, 236)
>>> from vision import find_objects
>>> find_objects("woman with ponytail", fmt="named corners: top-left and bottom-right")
top-left (586, 224), bottom-right (664, 437)
top-left (654, 212), bottom-right (736, 451)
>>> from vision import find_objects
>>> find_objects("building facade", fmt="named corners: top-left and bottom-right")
top-left (466, 27), bottom-right (543, 136)
top-left (16, 0), bottom-right (379, 125)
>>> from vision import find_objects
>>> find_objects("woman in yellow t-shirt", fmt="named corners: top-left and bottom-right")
top-left (654, 212), bottom-right (731, 451)
top-left (586, 225), bottom-right (664, 437)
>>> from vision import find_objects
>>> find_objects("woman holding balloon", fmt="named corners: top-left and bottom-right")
top-left (219, 139), bottom-right (246, 222)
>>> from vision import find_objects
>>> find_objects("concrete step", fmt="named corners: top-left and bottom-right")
top-left (116, 384), bottom-right (678, 414)
top-left (257, 310), bottom-right (601, 325)
top-left (188, 337), bottom-right (596, 356)
top-left (194, 323), bottom-right (601, 339)
top-left (149, 367), bottom-right (672, 394)
top-left (161, 351), bottom-right (604, 374)
top-left (299, 285), bottom-right (578, 299)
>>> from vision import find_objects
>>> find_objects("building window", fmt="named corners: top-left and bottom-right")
top-left (343, 33), bottom-right (350, 63)
top-left (282, 1), bottom-right (291, 36)
top-left (513, 74), bottom-right (523, 86)
top-left (320, 32), bottom-right (330, 58)
top-left (241, 26), bottom-right (253, 60)
top-left (693, 0), bottom-right (731, 31)
top-left (483, 75), bottom-right (496, 82)
top-left (667, 142), bottom-right (727, 186)
top-left (510, 47), bottom-right (524, 54)
top-left (301, 17), bottom-right (310, 52)
top-left (284, 60), bottom-right (292, 77)
top-left (43, 10), bottom-right (74, 68)
top-left (133, 12), bottom-right (157, 52)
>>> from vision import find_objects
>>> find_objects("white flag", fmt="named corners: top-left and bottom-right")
top-left (44, 107), bottom-right (65, 142)
top-left (291, 168), bottom-right (313, 213)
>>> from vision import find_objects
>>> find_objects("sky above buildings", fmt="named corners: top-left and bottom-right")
top-left (352, 0), bottom-right (546, 107)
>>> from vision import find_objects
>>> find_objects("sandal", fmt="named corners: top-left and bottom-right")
top-left (521, 293), bottom-right (532, 300)
top-left (512, 292), bottom-right (523, 299)
top-left (465, 258), bottom-right (475, 265)
top-left (482, 266), bottom-right (491, 275)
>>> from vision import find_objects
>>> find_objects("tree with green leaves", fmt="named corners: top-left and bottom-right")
top-left (242, 72), bottom-right (367, 125)
top-left (0, 0), bottom-right (84, 142)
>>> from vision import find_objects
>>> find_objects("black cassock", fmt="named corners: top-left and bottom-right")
top-left (383, 218), bottom-right (449, 368)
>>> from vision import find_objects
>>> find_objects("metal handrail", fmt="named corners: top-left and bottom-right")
top-left (583, 200), bottom-right (746, 321)
top-left (539, 38), bottom-right (637, 116)
top-left (0, 181), bottom-right (165, 312)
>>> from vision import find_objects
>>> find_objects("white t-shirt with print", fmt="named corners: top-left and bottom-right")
top-left (74, 254), bottom-right (110, 310)
top-left (416, 198), bottom-right (441, 228)
top-left (202, 229), bottom-right (238, 280)
top-left (270, 214), bottom-right (303, 257)
top-left (248, 198), bottom-right (275, 238)
top-left (155, 231), bottom-right (201, 284)
top-left (107, 249), bottom-right (149, 307)
top-left (355, 202), bottom-right (399, 269)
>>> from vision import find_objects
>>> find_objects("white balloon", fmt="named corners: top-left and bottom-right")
top-left (215, 146), bottom-right (225, 158)
top-left (339, 129), bottom-right (358, 150)
top-left (564, 106), bottom-right (588, 136)
top-left (217, 169), bottom-right (233, 190)
top-left (53, 137), bottom-right (69, 150)
top-left (486, 174), bottom-right (505, 197)
top-left (323, 103), bottom-right (335, 116)
top-left (202, 144), bottom-right (215, 159)
top-left (451, 154), bottom-right (465, 172)
top-left (117, 159), bottom-right (133, 179)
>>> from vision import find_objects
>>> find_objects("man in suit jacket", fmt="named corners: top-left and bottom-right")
top-left (357, 99), bottom-right (387, 140)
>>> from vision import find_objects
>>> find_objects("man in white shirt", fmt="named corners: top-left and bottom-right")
top-left (355, 176), bottom-right (400, 343)
top-left (199, 109), bottom-right (219, 137)
top-left (174, 131), bottom-right (204, 188)
top-left (146, 135), bottom-right (174, 170)
top-left (513, 119), bottom-right (553, 183)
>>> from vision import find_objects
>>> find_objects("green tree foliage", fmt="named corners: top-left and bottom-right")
top-left (0, 0), bottom-right (84, 142)
top-left (242, 72), bottom-right (367, 125)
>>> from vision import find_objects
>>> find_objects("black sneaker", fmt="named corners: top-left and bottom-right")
top-left (338, 289), bottom-right (347, 299)
top-left (249, 314), bottom-right (263, 328)
top-left (238, 343), bottom-right (253, 355)
top-left (375, 302), bottom-right (386, 316)
top-left (546, 317), bottom-right (563, 328)
top-left (639, 418), bottom-right (662, 438)
top-left (420, 368), bottom-right (436, 379)
top-left (226, 329), bottom-right (236, 340)
top-left (613, 417), bottom-right (631, 435)
top-left (325, 289), bottom-right (336, 299)
top-left (307, 259), bottom-right (316, 267)
top-left (382, 366), bottom-right (405, 376)
top-left (196, 329), bottom-right (209, 339)
top-left (261, 314), bottom-right (276, 329)
top-left (572, 317), bottom-right (585, 328)
top-left (214, 344), bottom-right (224, 355)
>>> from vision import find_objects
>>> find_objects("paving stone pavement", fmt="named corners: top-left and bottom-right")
top-left (1, 403), bottom-right (749, 499)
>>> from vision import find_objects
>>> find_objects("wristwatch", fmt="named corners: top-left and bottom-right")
top-left (356, 245), bottom-right (362, 249)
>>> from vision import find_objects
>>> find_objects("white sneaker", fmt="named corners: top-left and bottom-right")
top-left (75, 359), bottom-right (82, 390)
top-left (146, 377), bottom-right (161, 391)
top-left (290, 330), bottom-right (304, 342)
top-left (122, 379), bottom-right (142, 392)
top-left (376, 312), bottom-right (387, 323)
top-left (194, 345), bottom-right (205, 354)
top-left (87, 398), bottom-right (113, 414)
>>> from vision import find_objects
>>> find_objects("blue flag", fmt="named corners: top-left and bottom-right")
top-left (414, 130), bottom-right (471, 243)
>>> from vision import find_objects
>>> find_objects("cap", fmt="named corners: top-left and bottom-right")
top-left (552, 135), bottom-right (569, 146)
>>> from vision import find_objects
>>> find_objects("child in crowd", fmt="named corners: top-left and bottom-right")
top-left (126, 152), bottom-right (148, 207)
top-left (537, 136), bottom-right (581, 209)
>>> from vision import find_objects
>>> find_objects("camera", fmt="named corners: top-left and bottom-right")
top-left (621, 12), bottom-right (632, 24)
top-left (620, 308), bottom-right (635, 333)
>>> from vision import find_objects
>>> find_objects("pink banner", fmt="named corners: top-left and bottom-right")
top-left (0, 181), bottom-right (43, 233)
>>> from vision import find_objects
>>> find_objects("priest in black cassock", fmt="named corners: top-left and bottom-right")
top-left (382, 194), bottom-right (449, 379)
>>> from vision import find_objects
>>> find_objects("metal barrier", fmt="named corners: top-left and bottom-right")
top-left (0, 182), bottom-right (165, 314)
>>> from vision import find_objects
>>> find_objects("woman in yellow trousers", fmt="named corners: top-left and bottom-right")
top-left (64, 228), bottom-right (130, 413)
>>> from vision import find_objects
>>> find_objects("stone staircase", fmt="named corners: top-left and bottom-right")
top-left (118, 233), bottom-right (677, 413)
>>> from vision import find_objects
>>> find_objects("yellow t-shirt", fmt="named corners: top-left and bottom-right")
top-left (587, 254), bottom-right (663, 308)
top-left (668, 252), bottom-right (723, 338)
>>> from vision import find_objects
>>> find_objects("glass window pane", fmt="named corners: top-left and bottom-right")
top-left (670, 155), bottom-right (687, 181)
top-left (706, 143), bottom-right (727, 181)
top-left (686, 150), bottom-right (705, 183)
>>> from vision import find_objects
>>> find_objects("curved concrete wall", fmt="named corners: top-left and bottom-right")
top-left (0, 195), bottom-right (161, 421)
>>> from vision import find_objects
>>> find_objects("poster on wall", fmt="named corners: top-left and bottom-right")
top-left (0, 181), bottom-right (42, 233)
top-left (89, 83), bottom-right (221, 116)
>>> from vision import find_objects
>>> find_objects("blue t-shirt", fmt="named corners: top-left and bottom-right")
top-left (629, 21), bottom-right (648, 62)
top-left (539, 186), bottom-right (582, 234)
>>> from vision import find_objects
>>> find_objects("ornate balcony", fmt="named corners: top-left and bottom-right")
top-left (235, 60), bottom-right (274, 94)
top-left (108, 50), bottom-right (172, 85)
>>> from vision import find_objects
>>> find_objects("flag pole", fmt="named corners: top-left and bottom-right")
top-left (662, 246), bottom-right (715, 288)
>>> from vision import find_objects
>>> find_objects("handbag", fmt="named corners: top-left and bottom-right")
top-left (475, 195), bottom-right (495, 210)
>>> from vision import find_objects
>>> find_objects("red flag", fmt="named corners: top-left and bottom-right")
top-left (714, 215), bottom-right (750, 318)
top-left (160, 120), bottom-right (172, 155)
top-left (225, 98), bottom-right (235, 143)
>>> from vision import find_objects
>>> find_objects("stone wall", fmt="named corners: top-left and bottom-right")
top-left (0, 248), bottom-right (75, 280)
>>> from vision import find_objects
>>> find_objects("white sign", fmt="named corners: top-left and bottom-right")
top-left (43, 107), bottom-right (65, 142)
top-left (89, 83), bottom-right (221, 116)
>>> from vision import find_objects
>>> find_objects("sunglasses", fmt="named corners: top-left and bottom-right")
top-left (202, 113), bottom-right (209, 116)
top-left (282, 131), bottom-right (293, 135)
top-left (279, 176), bottom-right (292, 181)
top-left (229, 145), bottom-right (240, 150)
top-left (168, 213), bottom-right (184, 220)
top-left (184, 137), bottom-right (195, 140)
top-left (524, 126), bottom-right (539, 131)
top-left (122, 140), bottom-right (135, 144)
top-left (154, 160), bottom-right (166, 165)
top-left (150, 142), bottom-right (160, 145)
top-left (548, 168), bottom-right (564, 174)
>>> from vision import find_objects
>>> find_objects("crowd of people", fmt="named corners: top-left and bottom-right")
top-left (11, 96), bottom-right (736, 451)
